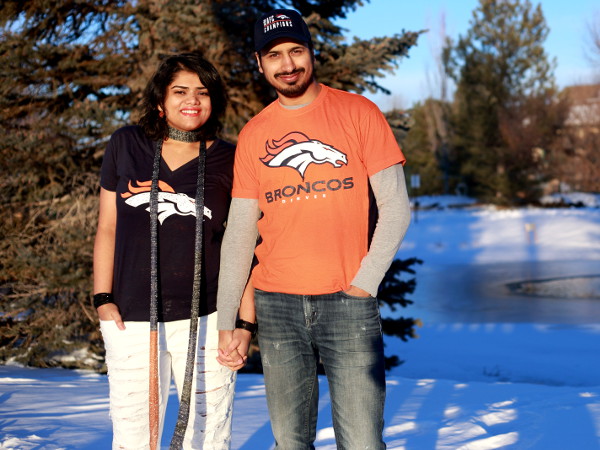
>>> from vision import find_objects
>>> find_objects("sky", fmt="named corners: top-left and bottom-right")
top-left (2, 193), bottom-right (600, 449)
top-left (338, 0), bottom-right (600, 110)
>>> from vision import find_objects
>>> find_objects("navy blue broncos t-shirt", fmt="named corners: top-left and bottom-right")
top-left (100, 125), bottom-right (235, 322)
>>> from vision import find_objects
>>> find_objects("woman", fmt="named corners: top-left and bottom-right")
top-left (93, 52), bottom-right (254, 449)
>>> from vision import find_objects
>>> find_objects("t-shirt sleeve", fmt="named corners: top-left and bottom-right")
top-left (100, 133), bottom-right (120, 192)
top-left (231, 127), bottom-right (260, 199)
top-left (360, 104), bottom-right (406, 176)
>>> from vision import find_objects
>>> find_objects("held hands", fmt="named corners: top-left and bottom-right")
top-left (96, 303), bottom-right (126, 330)
top-left (217, 329), bottom-right (252, 371)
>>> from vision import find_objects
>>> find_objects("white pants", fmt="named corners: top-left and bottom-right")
top-left (100, 312), bottom-right (236, 449)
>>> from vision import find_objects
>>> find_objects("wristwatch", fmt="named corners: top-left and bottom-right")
top-left (235, 319), bottom-right (258, 337)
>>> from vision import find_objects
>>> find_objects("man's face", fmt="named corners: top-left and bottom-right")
top-left (256, 39), bottom-right (315, 100)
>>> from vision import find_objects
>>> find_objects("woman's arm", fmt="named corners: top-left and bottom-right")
top-left (93, 188), bottom-right (124, 329)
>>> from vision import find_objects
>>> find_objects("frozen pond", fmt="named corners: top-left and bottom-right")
top-left (508, 274), bottom-right (600, 299)
top-left (403, 259), bottom-right (600, 324)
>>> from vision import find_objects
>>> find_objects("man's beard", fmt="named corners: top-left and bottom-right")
top-left (273, 68), bottom-right (313, 98)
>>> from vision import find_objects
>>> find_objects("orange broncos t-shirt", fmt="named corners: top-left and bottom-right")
top-left (233, 84), bottom-right (406, 295)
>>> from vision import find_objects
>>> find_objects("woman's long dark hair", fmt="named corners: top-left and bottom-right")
top-left (138, 52), bottom-right (227, 141)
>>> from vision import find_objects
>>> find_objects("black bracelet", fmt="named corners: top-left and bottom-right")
top-left (93, 293), bottom-right (115, 309)
top-left (235, 319), bottom-right (258, 337)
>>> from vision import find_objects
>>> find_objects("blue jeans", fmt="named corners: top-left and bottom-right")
top-left (255, 289), bottom-right (386, 450)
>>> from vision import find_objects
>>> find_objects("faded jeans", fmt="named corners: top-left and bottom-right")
top-left (255, 289), bottom-right (386, 450)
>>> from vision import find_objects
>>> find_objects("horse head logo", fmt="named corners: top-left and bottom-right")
top-left (121, 180), bottom-right (212, 224)
top-left (260, 132), bottom-right (348, 179)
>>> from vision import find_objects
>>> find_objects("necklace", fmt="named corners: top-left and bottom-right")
top-left (167, 126), bottom-right (202, 143)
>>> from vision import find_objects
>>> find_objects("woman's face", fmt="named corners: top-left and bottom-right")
top-left (160, 70), bottom-right (212, 132)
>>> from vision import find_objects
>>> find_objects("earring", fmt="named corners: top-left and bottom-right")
top-left (159, 111), bottom-right (164, 118)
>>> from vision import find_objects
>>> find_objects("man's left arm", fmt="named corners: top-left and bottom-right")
top-left (349, 163), bottom-right (411, 296)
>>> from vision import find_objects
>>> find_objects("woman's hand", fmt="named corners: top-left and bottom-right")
top-left (97, 303), bottom-right (125, 330)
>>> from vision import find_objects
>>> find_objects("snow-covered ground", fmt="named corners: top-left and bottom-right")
top-left (2, 195), bottom-right (600, 449)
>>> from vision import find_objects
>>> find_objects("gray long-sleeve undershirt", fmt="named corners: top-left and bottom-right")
top-left (216, 163), bottom-right (411, 330)
top-left (352, 163), bottom-right (411, 294)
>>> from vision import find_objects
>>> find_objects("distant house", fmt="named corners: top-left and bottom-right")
top-left (558, 83), bottom-right (600, 192)
top-left (563, 83), bottom-right (600, 131)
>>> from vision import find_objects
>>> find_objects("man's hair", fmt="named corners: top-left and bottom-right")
top-left (138, 52), bottom-right (227, 141)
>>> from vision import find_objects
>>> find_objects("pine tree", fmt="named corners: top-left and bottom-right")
top-left (443, 0), bottom-right (560, 204)
top-left (377, 258), bottom-right (422, 369)
top-left (0, 0), bottom-right (422, 369)
top-left (399, 99), bottom-right (456, 195)
top-left (0, 2), bottom-right (137, 369)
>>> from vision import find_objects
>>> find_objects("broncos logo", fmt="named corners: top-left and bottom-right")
top-left (121, 180), bottom-right (212, 225)
top-left (260, 131), bottom-right (348, 180)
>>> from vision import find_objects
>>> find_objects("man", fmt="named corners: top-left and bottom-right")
top-left (217, 8), bottom-right (410, 449)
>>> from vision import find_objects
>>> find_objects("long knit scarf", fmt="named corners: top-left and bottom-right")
top-left (149, 137), bottom-right (206, 449)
